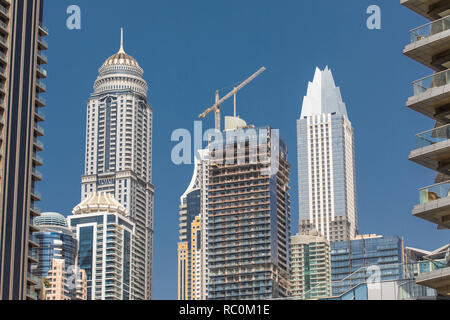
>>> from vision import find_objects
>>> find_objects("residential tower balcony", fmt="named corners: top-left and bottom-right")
top-left (409, 124), bottom-right (450, 175)
top-left (404, 15), bottom-right (450, 71)
top-left (401, 0), bottom-right (450, 20)
top-left (408, 69), bottom-right (450, 122)
top-left (413, 181), bottom-right (450, 229)
top-left (416, 265), bottom-right (450, 297)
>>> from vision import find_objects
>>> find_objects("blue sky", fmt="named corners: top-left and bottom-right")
top-left (40, 0), bottom-right (449, 299)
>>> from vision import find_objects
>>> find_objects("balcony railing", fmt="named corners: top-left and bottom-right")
top-left (419, 181), bottom-right (450, 205)
top-left (36, 80), bottom-right (46, 90)
top-left (38, 36), bottom-right (47, 47)
top-left (32, 168), bottom-right (43, 179)
top-left (412, 69), bottom-right (450, 96)
top-left (0, 4), bottom-right (8, 17)
top-left (38, 24), bottom-right (48, 33)
top-left (416, 124), bottom-right (450, 148)
top-left (410, 15), bottom-right (450, 43)
top-left (34, 123), bottom-right (44, 134)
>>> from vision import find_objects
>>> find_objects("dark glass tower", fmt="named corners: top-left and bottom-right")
top-left (0, 0), bottom-right (47, 300)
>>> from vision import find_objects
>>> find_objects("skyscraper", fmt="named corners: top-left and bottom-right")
top-left (81, 30), bottom-right (154, 299)
top-left (0, 0), bottom-right (47, 300)
top-left (32, 212), bottom-right (78, 299)
top-left (207, 117), bottom-right (291, 300)
top-left (402, 0), bottom-right (450, 297)
top-left (68, 192), bottom-right (135, 300)
top-left (297, 67), bottom-right (357, 242)
top-left (178, 149), bottom-right (209, 300)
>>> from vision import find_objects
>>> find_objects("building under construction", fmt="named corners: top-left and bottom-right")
top-left (206, 116), bottom-right (291, 300)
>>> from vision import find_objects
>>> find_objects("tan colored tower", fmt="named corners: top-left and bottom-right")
top-left (290, 231), bottom-right (331, 299)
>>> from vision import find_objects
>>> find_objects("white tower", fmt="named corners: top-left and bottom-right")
top-left (297, 67), bottom-right (357, 242)
top-left (81, 29), bottom-right (154, 299)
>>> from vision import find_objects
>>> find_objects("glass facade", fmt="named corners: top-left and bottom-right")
top-left (68, 209), bottom-right (134, 300)
top-left (31, 213), bottom-right (78, 299)
top-left (330, 235), bottom-right (404, 297)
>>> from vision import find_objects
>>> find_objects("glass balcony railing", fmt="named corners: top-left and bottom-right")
top-left (38, 36), bottom-right (47, 47)
top-left (410, 15), bottom-right (450, 43)
top-left (36, 80), bottom-right (46, 90)
top-left (36, 94), bottom-right (46, 104)
top-left (39, 24), bottom-right (48, 33)
top-left (0, 5), bottom-right (8, 16)
top-left (27, 289), bottom-right (38, 300)
top-left (412, 69), bottom-right (450, 96)
top-left (416, 124), bottom-right (450, 148)
top-left (34, 123), bottom-right (44, 134)
top-left (37, 50), bottom-right (47, 61)
top-left (419, 181), bottom-right (450, 204)
top-left (33, 138), bottom-right (43, 149)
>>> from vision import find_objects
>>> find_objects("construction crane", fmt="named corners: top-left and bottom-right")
top-left (199, 67), bottom-right (266, 131)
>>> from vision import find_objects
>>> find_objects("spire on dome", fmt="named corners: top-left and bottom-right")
top-left (119, 27), bottom-right (125, 54)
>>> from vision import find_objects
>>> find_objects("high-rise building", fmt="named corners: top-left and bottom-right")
top-left (178, 149), bottom-right (209, 300)
top-left (0, 0), bottom-right (47, 300)
top-left (81, 29), bottom-right (154, 299)
top-left (297, 67), bottom-right (357, 242)
top-left (330, 235), bottom-right (405, 297)
top-left (207, 117), bottom-right (291, 300)
top-left (402, 0), bottom-right (450, 297)
top-left (290, 230), bottom-right (331, 300)
top-left (42, 258), bottom-right (87, 301)
top-left (31, 212), bottom-right (78, 299)
top-left (44, 259), bottom-right (70, 300)
top-left (68, 192), bottom-right (135, 300)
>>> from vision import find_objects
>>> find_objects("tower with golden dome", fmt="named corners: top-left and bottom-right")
top-left (81, 29), bottom-right (154, 300)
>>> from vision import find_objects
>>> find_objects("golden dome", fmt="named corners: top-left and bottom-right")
top-left (101, 28), bottom-right (140, 68)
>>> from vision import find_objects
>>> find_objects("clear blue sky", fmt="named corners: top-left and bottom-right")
top-left (40, 0), bottom-right (449, 299)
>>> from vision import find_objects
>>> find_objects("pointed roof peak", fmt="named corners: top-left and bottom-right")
top-left (118, 27), bottom-right (125, 53)
top-left (300, 66), bottom-right (348, 118)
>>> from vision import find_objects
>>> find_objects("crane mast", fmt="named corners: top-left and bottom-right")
top-left (199, 67), bottom-right (266, 131)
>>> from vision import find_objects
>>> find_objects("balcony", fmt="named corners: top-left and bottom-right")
top-left (26, 288), bottom-right (38, 300)
top-left (35, 108), bottom-right (45, 122)
top-left (32, 168), bottom-right (43, 181)
top-left (31, 189), bottom-right (42, 201)
top-left (33, 138), bottom-right (43, 151)
top-left (36, 80), bottom-right (46, 92)
top-left (35, 94), bottom-right (45, 107)
top-left (37, 66), bottom-right (47, 78)
top-left (401, 0), bottom-right (450, 20)
top-left (32, 152), bottom-right (43, 166)
top-left (404, 15), bottom-right (450, 71)
top-left (34, 123), bottom-right (44, 136)
top-left (37, 36), bottom-right (47, 49)
top-left (30, 205), bottom-right (40, 217)
top-left (408, 69), bottom-right (450, 122)
top-left (37, 50), bottom-right (47, 64)
top-left (413, 181), bottom-right (450, 229)
top-left (38, 24), bottom-right (48, 36)
top-left (409, 124), bottom-right (450, 174)
top-left (416, 265), bottom-right (450, 296)
top-left (0, 4), bottom-right (8, 20)
top-left (27, 273), bottom-right (39, 285)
